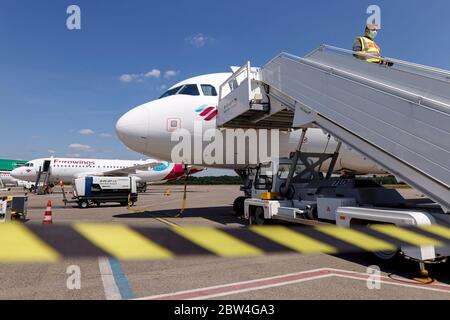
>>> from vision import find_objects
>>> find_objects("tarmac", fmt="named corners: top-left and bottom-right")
top-left (0, 185), bottom-right (449, 300)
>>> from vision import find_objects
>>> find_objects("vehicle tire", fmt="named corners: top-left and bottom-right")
top-left (373, 250), bottom-right (399, 261)
top-left (233, 196), bottom-right (246, 216)
top-left (79, 201), bottom-right (89, 209)
top-left (96, 202), bottom-right (101, 207)
top-left (250, 207), bottom-right (266, 225)
top-left (367, 223), bottom-right (400, 261)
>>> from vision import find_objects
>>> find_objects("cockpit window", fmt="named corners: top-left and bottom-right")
top-left (179, 84), bottom-right (200, 96)
top-left (201, 84), bottom-right (217, 96)
top-left (159, 86), bottom-right (182, 99)
top-left (25, 163), bottom-right (34, 167)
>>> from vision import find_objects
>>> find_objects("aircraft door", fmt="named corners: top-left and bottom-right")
top-left (43, 160), bottom-right (51, 172)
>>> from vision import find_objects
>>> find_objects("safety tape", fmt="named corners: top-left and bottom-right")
top-left (0, 223), bottom-right (449, 263)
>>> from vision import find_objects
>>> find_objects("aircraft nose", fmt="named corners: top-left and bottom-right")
top-left (10, 168), bottom-right (22, 179)
top-left (116, 104), bottom-right (150, 154)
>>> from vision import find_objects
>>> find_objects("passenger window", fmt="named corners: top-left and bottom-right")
top-left (179, 84), bottom-right (200, 96)
top-left (201, 85), bottom-right (217, 96)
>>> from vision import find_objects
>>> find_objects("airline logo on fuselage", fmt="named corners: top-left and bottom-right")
top-left (153, 163), bottom-right (170, 172)
top-left (195, 105), bottom-right (217, 121)
top-left (54, 159), bottom-right (96, 166)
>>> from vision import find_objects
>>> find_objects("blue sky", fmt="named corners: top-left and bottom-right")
top-left (1, 0), bottom-right (449, 174)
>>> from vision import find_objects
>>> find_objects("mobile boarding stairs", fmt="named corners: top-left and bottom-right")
top-left (217, 45), bottom-right (450, 216)
top-left (221, 45), bottom-right (450, 212)
top-left (217, 45), bottom-right (450, 260)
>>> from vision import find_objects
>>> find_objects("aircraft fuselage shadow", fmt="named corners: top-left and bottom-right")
top-left (113, 206), bottom-right (246, 226)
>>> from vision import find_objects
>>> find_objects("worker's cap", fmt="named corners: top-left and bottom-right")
top-left (366, 23), bottom-right (380, 30)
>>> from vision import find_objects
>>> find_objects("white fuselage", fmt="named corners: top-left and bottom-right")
top-left (116, 73), bottom-right (385, 175)
top-left (10, 158), bottom-right (186, 185)
top-left (0, 171), bottom-right (19, 186)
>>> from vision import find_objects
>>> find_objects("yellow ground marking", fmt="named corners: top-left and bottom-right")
top-left (156, 218), bottom-right (179, 228)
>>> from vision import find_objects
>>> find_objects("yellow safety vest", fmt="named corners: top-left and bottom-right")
top-left (358, 36), bottom-right (382, 64)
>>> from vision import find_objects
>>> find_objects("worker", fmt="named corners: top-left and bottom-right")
top-left (353, 23), bottom-right (393, 66)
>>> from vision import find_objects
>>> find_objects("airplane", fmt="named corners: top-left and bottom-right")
top-left (0, 171), bottom-right (17, 187)
top-left (0, 160), bottom-right (30, 189)
top-left (115, 71), bottom-right (387, 212)
top-left (10, 157), bottom-right (202, 191)
top-left (0, 171), bottom-right (31, 188)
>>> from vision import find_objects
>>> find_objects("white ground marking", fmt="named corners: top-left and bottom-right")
top-left (135, 268), bottom-right (331, 300)
top-left (136, 268), bottom-right (450, 300)
top-left (98, 257), bottom-right (121, 300)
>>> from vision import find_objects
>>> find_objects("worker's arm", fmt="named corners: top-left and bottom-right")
top-left (352, 38), bottom-right (367, 60)
top-left (353, 38), bottom-right (394, 66)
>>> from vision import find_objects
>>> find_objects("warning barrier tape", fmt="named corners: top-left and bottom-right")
top-left (0, 223), bottom-right (450, 263)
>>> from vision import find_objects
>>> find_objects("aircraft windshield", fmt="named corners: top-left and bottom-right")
top-left (159, 84), bottom-right (201, 98)
top-left (159, 86), bottom-right (183, 99)
top-left (24, 163), bottom-right (34, 167)
top-left (179, 84), bottom-right (200, 96)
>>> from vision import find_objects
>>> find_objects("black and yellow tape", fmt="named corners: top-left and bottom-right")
top-left (0, 223), bottom-right (450, 263)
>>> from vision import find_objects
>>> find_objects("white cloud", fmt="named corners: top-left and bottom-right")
top-left (186, 33), bottom-right (213, 47)
top-left (119, 74), bottom-right (137, 83)
top-left (120, 69), bottom-right (178, 83)
top-left (145, 69), bottom-right (161, 78)
top-left (79, 128), bottom-right (95, 136)
top-left (48, 149), bottom-right (56, 154)
top-left (66, 153), bottom-right (81, 158)
top-left (69, 143), bottom-right (92, 151)
top-left (99, 133), bottom-right (112, 138)
top-left (164, 70), bottom-right (178, 79)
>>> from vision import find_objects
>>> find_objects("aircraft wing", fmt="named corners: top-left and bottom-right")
top-left (101, 162), bottom-right (164, 177)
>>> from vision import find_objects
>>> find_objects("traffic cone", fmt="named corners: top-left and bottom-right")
top-left (43, 200), bottom-right (53, 225)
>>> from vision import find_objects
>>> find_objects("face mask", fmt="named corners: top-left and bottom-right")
top-left (369, 30), bottom-right (378, 39)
